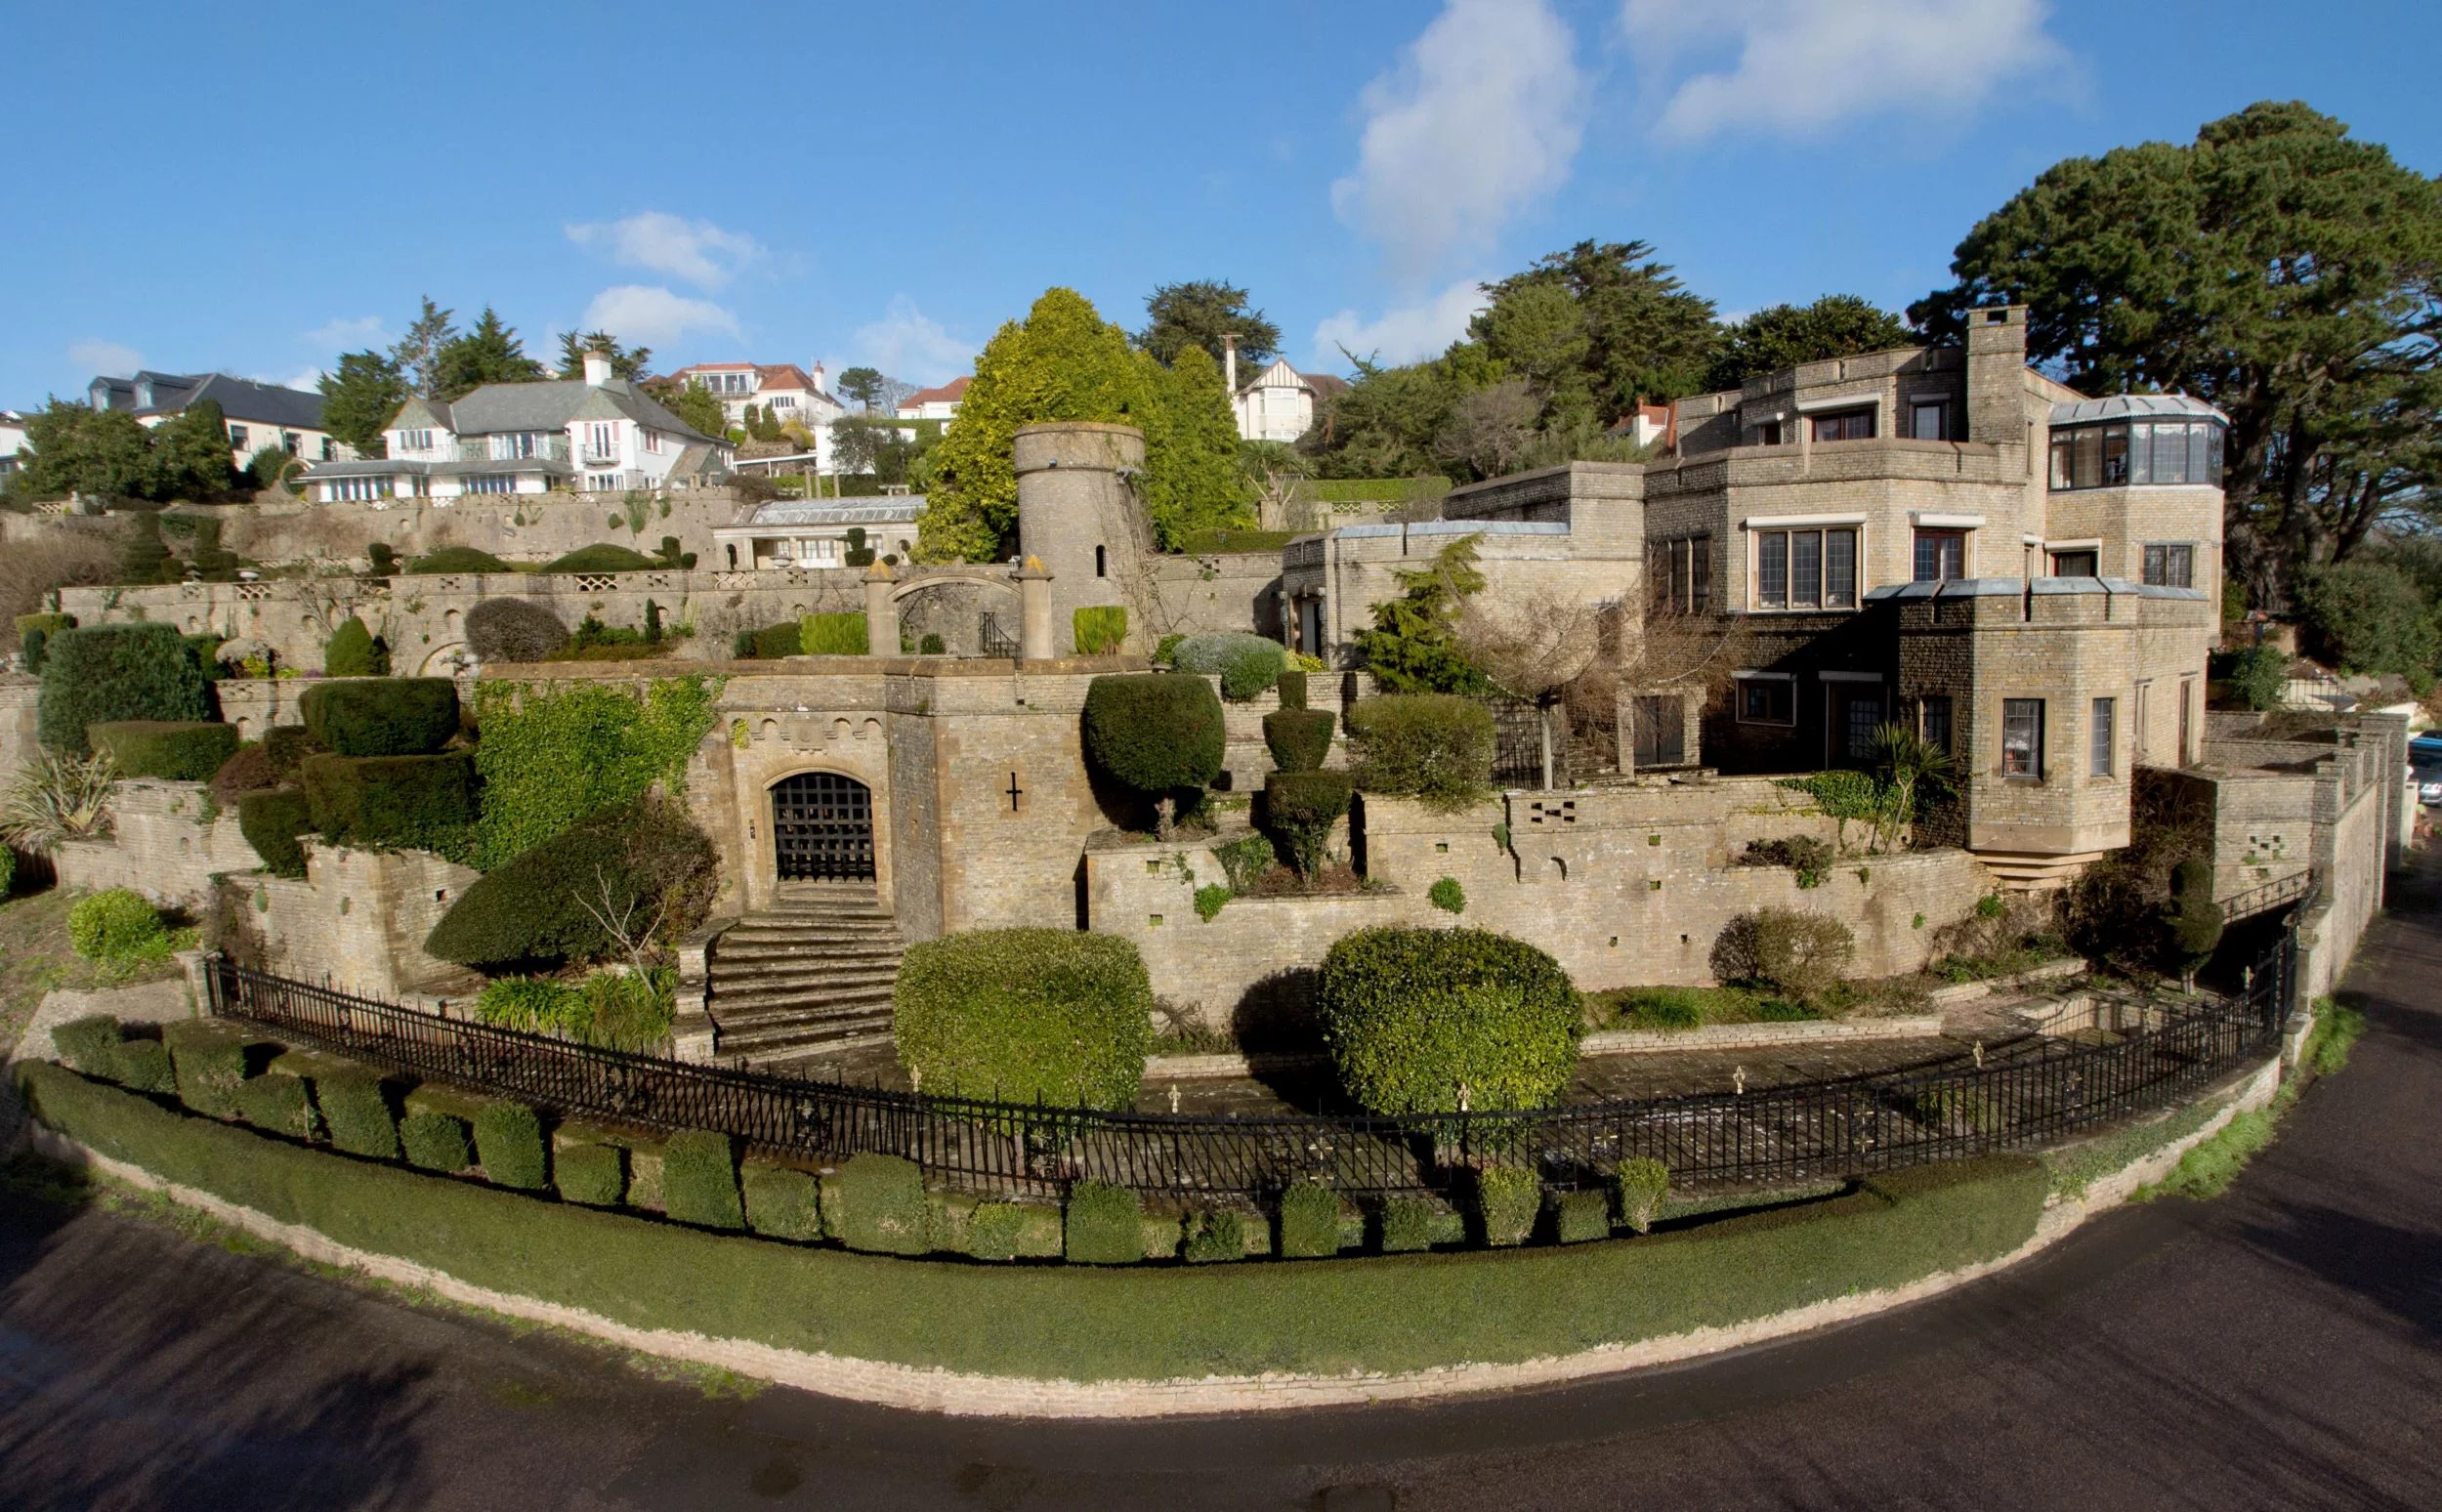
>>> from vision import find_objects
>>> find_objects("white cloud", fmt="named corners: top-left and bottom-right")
top-left (1619, 0), bottom-right (2069, 142)
top-left (1331, 0), bottom-right (1584, 282)
top-left (68, 339), bottom-right (142, 378)
top-left (303, 315), bottom-right (386, 352)
top-left (566, 212), bottom-right (764, 290)
top-left (1310, 279), bottom-right (1491, 368)
top-left (850, 297), bottom-right (974, 386)
top-left (277, 368), bottom-right (327, 393)
top-left (580, 285), bottom-right (741, 348)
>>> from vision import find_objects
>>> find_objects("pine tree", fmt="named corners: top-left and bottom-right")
top-left (319, 351), bottom-right (409, 456)
top-left (145, 399), bottom-right (236, 502)
top-left (433, 307), bottom-right (546, 401)
top-left (389, 297), bottom-right (459, 399)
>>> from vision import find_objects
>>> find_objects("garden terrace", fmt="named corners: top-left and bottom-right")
top-left (205, 931), bottom-right (2294, 1204)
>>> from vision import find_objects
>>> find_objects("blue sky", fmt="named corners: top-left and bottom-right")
top-left (3, 0), bottom-right (2436, 405)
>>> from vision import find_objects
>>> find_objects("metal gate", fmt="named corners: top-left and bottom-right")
top-left (771, 772), bottom-right (875, 880)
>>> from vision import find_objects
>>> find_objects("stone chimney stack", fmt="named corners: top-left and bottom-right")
top-left (811, 360), bottom-right (827, 394)
top-left (1963, 303), bottom-right (2029, 446)
top-left (1221, 333), bottom-right (1240, 396)
top-left (582, 349), bottom-right (612, 388)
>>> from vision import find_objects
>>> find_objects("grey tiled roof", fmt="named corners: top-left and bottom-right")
top-left (92, 370), bottom-right (327, 430)
top-left (438, 377), bottom-right (717, 444)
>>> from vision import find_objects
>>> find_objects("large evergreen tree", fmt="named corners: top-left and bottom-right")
top-left (1137, 345), bottom-right (1255, 544)
top-left (1913, 102), bottom-right (2442, 606)
top-left (147, 399), bottom-right (236, 500)
top-left (433, 307), bottom-right (545, 401)
top-left (1702, 296), bottom-right (1913, 392)
top-left (918, 288), bottom-right (1250, 562)
top-left (14, 401), bottom-right (154, 500)
top-left (1134, 280), bottom-right (1283, 372)
top-left (389, 296), bottom-right (458, 399)
top-left (1476, 240), bottom-right (1719, 422)
top-left (319, 351), bottom-right (408, 456)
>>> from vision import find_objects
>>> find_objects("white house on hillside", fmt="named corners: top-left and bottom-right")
top-left (298, 351), bottom-right (730, 503)
top-left (663, 361), bottom-right (846, 431)
top-left (1230, 357), bottom-right (1341, 443)
top-left (895, 377), bottom-right (969, 423)
top-left (86, 371), bottom-right (351, 469)
top-left (0, 410), bottom-right (27, 478)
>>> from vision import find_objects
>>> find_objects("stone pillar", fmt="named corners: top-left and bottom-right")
top-left (863, 561), bottom-right (898, 656)
top-left (1015, 557), bottom-right (1055, 660)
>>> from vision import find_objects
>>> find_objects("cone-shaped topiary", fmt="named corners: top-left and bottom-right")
top-left (322, 615), bottom-right (388, 677)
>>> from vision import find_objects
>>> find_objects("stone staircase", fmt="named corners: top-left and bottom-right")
top-left (702, 882), bottom-right (904, 1066)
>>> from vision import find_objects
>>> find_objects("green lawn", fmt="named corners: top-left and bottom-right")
top-left (0, 885), bottom-right (189, 1056)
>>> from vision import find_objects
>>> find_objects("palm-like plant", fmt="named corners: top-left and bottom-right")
top-left (0, 750), bottom-right (119, 852)
top-left (1869, 723), bottom-right (1957, 853)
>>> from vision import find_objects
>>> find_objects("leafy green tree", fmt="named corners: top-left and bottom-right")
top-left (921, 287), bottom-right (1248, 561)
top-left (2292, 560), bottom-right (2441, 687)
top-left (556, 331), bottom-right (652, 381)
top-left (389, 296), bottom-right (458, 399)
top-left (318, 350), bottom-right (408, 457)
top-left (14, 400), bottom-right (154, 500)
top-left (1913, 102), bottom-right (2442, 606)
top-left (1477, 239), bottom-right (1720, 422)
top-left (433, 307), bottom-right (545, 401)
top-left (1134, 280), bottom-right (1283, 371)
top-left (1136, 345), bottom-right (1256, 544)
top-left (145, 399), bottom-right (235, 501)
top-left (1702, 296), bottom-right (1913, 392)
top-left (652, 378), bottom-right (726, 440)
top-left (1471, 281), bottom-right (1591, 418)
top-left (1302, 343), bottom-right (1502, 480)
top-left (836, 365), bottom-right (885, 411)
top-left (1352, 535), bottom-right (1493, 693)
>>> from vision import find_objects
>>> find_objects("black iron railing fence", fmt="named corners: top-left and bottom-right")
top-left (206, 926), bottom-right (2295, 1203)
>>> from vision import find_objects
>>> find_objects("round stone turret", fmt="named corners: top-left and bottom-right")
top-left (1014, 421), bottom-right (1148, 653)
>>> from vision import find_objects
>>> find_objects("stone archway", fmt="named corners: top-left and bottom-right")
top-left (769, 771), bottom-right (875, 881)
top-left (890, 575), bottom-right (1019, 656)
top-left (419, 642), bottom-right (472, 676)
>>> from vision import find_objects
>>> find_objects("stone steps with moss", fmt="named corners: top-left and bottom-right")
top-left (705, 888), bottom-right (905, 1065)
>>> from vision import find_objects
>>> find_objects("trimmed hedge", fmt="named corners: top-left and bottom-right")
top-left (555, 1143), bottom-right (625, 1207)
top-left (405, 546), bottom-right (512, 574)
top-left (1064, 1180), bottom-right (1143, 1265)
top-left (829, 1153), bottom-right (927, 1255)
top-left (1379, 1196), bottom-right (1456, 1254)
top-left (1277, 669), bottom-right (1308, 710)
top-left (428, 796), bottom-right (716, 969)
top-left (90, 720), bottom-right (239, 779)
top-left (300, 678), bottom-right (460, 757)
top-left (1172, 632), bottom-right (1285, 701)
top-left (14, 1064), bottom-right (2050, 1380)
top-left (1614, 1157), bottom-right (1668, 1234)
top-left (1343, 694), bottom-right (1495, 810)
top-left (301, 752), bottom-right (476, 852)
top-left (1475, 1167), bottom-right (1539, 1247)
top-left (37, 622), bottom-right (217, 756)
top-left (113, 1037), bottom-right (175, 1095)
top-left (1080, 673), bottom-right (1225, 809)
top-left (1262, 708), bottom-right (1334, 774)
top-left (236, 1073), bottom-right (318, 1140)
top-left (466, 598), bottom-right (571, 663)
top-left (1261, 771), bottom-right (1352, 876)
top-left (474, 1102), bottom-right (549, 1190)
top-left (400, 1109), bottom-right (474, 1172)
top-left (1183, 1208), bottom-right (1254, 1264)
top-left (1278, 1184), bottom-right (1343, 1260)
top-left (661, 1129), bottom-right (743, 1229)
top-left (892, 929), bottom-right (1154, 1109)
top-left (315, 1068), bottom-right (400, 1159)
top-left (1318, 927), bottom-right (1581, 1115)
top-left (53, 1014), bottom-right (122, 1076)
top-left (967, 1200), bottom-right (1064, 1262)
top-left (799, 611), bottom-right (868, 656)
top-left (263, 726), bottom-right (319, 778)
top-left (161, 1021), bottom-right (252, 1119)
top-left (208, 741), bottom-right (279, 804)
top-left (238, 788), bottom-right (314, 877)
top-left (743, 1166), bottom-right (824, 1240)
top-left (1553, 1188), bottom-right (1610, 1245)
top-left (1073, 605), bottom-right (1128, 656)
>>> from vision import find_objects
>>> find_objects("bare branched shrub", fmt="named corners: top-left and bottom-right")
top-left (1710, 907), bottom-right (1856, 1005)
top-left (0, 532), bottom-right (118, 650)
top-left (1456, 588), bottom-right (1605, 703)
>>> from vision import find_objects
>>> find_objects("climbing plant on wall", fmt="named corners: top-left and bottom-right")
top-left (469, 676), bottom-right (721, 869)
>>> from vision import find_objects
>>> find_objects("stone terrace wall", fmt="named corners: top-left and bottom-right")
top-left (236, 843), bottom-right (482, 1000)
top-left (54, 780), bottom-right (260, 908)
top-left (1087, 779), bottom-right (1990, 1032)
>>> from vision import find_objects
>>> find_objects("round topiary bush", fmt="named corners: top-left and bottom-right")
top-left (466, 598), bottom-right (571, 664)
top-left (543, 543), bottom-right (657, 574)
top-left (300, 678), bottom-right (460, 757)
top-left (1081, 673), bottom-right (1225, 834)
top-left (1343, 694), bottom-right (1495, 810)
top-left (1262, 708), bottom-right (1334, 774)
top-left (425, 796), bottom-right (715, 969)
top-left (405, 546), bottom-right (513, 574)
top-left (68, 888), bottom-right (164, 963)
top-left (893, 928), bottom-right (1155, 1109)
top-left (1172, 633), bottom-right (1286, 701)
top-left (1317, 926), bottom-right (1580, 1115)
